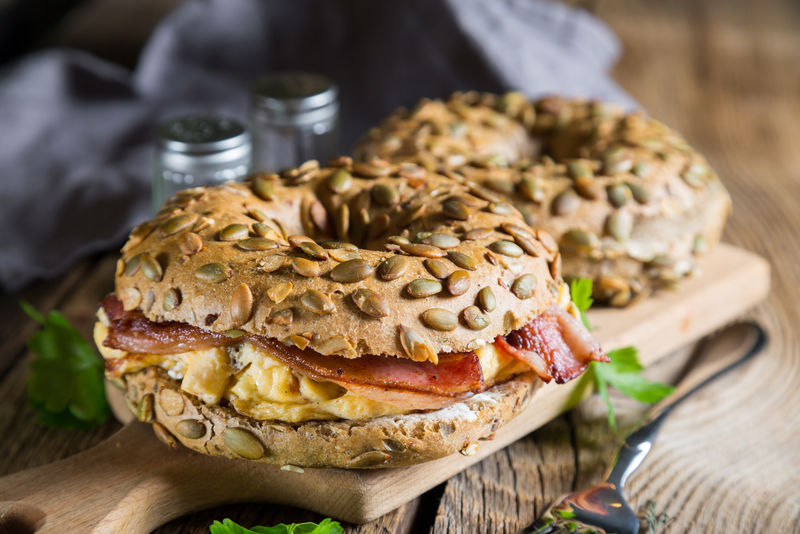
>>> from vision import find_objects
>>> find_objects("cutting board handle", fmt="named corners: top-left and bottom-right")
top-left (0, 422), bottom-right (209, 534)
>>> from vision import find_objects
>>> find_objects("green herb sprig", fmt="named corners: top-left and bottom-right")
top-left (209, 517), bottom-right (343, 534)
top-left (570, 280), bottom-right (674, 429)
top-left (21, 301), bottom-right (109, 428)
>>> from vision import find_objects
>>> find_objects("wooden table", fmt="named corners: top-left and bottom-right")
top-left (2, 1), bottom-right (799, 532)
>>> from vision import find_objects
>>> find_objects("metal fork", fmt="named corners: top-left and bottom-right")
top-left (517, 321), bottom-right (767, 534)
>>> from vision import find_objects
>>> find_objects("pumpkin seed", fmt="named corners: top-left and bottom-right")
top-left (124, 254), bottom-right (142, 276)
top-left (462, 306), bottom-right (489, 330)
top-left (400, 326), bottom-right (437, 362)
top-left (464, 227), bottom-right (492, 240)
top-left (248, 208), bottom-right (269, 222)
top-left (407, 278), bottom-right (442, 298)
top-left (565, 229), bottom-right (600, 249)
top-left (353, 160), bottom-right (392, 178)
top-left (485, 179), bottom-right (516, 195)
top-left (237, 238), bottom-right (278, 251)
top-left (176, 419), bottom-right (206, 439)
top-left (195, 263), bottom-right (232, 282)
top-left (348, 450), bottom-right (390, 468)
top-left (567, 160), bottom-right (593, 179)
top-left (511, 274), bottom-right (537, 299)
top-left (693, 234), bottom-right (709, 254)
top-left (225, 329), bottom-right (245, 338)
top-left (327, 168), bottom-right (352, 193)
top-left (400, 243), bottom-right (446, 258)
top-left (291, 257), bottom-right (323, 277)
top-left (519, 175), bottom-right (545, 203)
top-left (257, 255), bottom-right (285, 273)
top-left (224, 427), bottom-right (265, 459)
top-left (321, 241), bottom-right (358, 250)
top-left (489, 240), bottom-right (523, 257)
top-left (371, 183), bottom-right (399, 206)
top-left (488, 201), bottom-right (514, 215)
top-left (607, 183), bottom-right (632, 207)
top-left (633, 160), bottom-right (653, 178)
top-left (330, 259), bottom-right (373, 282)
top-left (229, 283), bottom-right (253, 326)
top-left (163, 288), bottom-right (181, 311)
top-left (268, 308), bottom-right (293, 325)
top-left (176, 232), bottom-right (203, 256)
top-left (219, 224), bottom-right (249, 241)
top-left (537, 230), bottom-right (558, 254)
top-left (477, 287), bottom-right (496, 312)
top-left (335, 203), bottom-right (350, 240)
top-left (140, 254), bottom-right (163, 282)
top-left (550, 253), bottom-right (562, 279)
top-left (681, 163), bottom-right (707, 187)
top-left (378, 255), bottom-right (409, 280)
top-left (253, 223), bottom-right (281, 240)
top-left (424, 233), bottom-right (460, 249)
top-left (442, 199), bottom-right (470, 220)
top-left (421, 308), bottom-right (458, 331)
top-left (265, 281), bottom-right (292, 303)
top-left (606, 211), bottom-right (634, 241)
top-left (328, 155), bottom-right (352, 167)
top-left (298, 241), bottom-right (328, 260)
top-left (136, 393), bottom-right (154, 422)
top-left (192, 216), bottom-right (214, 232)
top-left (446, 270), bottom-right (470, 296)
top-left (552, 189), bottom-right (580, 216)
top-left (252, 175), bottom-right (276, 200)
top-left (447, 251), bottom-right (477, 271)
top-left (626, 181), bottom-right (651, 203)
top-left (160, 214), bottom-right (197, 236)
top-left (574, 176), bottom-right (602, 200)
top-left (300, 289), bottom-right (335, 314)
top-left (604, 147), bottom-right (634, 174)
top-left (329, 248), bottom-right (361, 262)
top-left (388, 235), bottom-right (411, 246)
top-left (424, 258), bottom-right (450, 279)
top-left (351, 288), bottom-right (389, 318)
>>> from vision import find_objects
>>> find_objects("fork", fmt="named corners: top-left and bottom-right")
top-left (516, 321), bottom-right (767, 534)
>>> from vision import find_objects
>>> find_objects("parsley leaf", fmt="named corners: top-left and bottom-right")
top-left (569, 278), bottom-right (593, 330)
top-left (21, 301), bottom-right (109, 428)
top-left (569, 280), bottom-right (674, 429)
top-left (209, 518), bottom-right (343, 534)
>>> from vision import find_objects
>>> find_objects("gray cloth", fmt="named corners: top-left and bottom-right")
top-left (0, 0), bottom-right (634, 292)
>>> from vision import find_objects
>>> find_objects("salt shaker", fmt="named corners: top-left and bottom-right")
top-left (152, 115), bottom-right (251, 214)
top-left (250, 72), bottom-right (339, 173)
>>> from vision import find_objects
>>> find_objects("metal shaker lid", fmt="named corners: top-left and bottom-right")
top-left (156, 116), bottom-right (251, 172)
top-left (251, 72), bottom-right (339, 126)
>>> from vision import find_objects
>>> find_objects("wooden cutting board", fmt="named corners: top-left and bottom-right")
top-left (0, 244), bottom-right (770, 533)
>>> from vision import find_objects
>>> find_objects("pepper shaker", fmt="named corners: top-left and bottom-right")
top-left (250, 72), bottom-right (339, 173)
top-left (152, 115), bottom-right (251, 214)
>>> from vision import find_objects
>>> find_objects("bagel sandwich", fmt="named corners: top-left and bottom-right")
top-left (95, 159), bottom-right (607, 468)
top-left (354, 92), bottom-right (731, 306)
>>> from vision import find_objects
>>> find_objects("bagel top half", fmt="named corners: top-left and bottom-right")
top-left (114, 160), bottom-right (564, 361)
top-left (354, 92), bottom-right (731, 305)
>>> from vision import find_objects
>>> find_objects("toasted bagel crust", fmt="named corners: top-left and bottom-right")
top-left (354, 93), bottom-right (731, 305)
top-left (115, 165), bottom-right (564, 361)
top-left (124, 367), bottom-right (539, 468)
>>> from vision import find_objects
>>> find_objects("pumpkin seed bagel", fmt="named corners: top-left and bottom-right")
top-left (96, 158), bottom-right (607, 468)
top-left (354, 92), bottom-right (731, 305)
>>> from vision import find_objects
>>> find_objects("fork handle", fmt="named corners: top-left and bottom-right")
top-left (606, 321), bottom-right (767, 488)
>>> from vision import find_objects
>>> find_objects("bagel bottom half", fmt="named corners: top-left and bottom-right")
top-left (121, 367), bottom-right (539, 468)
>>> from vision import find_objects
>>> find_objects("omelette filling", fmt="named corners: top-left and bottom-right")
top-left (95, 284), bottom-right (593, 423)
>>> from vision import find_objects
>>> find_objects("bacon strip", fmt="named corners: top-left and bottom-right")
top-left (495, 306), bottom-right (608, 384)
top-left (101, 296), bottom-right (484, 408)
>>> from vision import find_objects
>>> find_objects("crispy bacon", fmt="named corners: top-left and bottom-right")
top-left (101, 296), bottom-right (484, 407)
top-left (102, 297), bottom-right (236, 355)
top-left (495, 306), bottom-right (608, 384)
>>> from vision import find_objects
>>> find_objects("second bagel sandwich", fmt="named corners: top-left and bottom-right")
top-left (94, 159), bottom-right (607, 468)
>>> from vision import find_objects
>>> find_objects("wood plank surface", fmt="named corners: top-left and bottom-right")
top-left (0, 0), bottom-right (798, 532)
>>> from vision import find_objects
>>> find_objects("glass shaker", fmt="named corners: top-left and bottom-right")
top-left (152, 116), bottom-right (252, 214)
top-left (250, 72), bottom-right (339, 173)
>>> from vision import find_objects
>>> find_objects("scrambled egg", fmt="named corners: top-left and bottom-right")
top-left (94, 320), bottom-right (526, 423)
